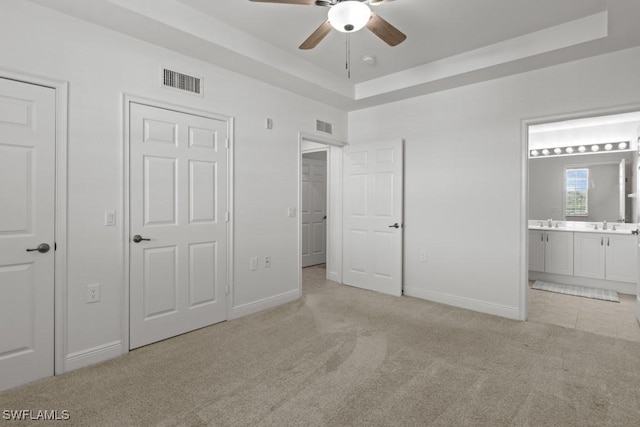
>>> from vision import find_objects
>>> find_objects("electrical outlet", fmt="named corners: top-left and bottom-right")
top-left (266, 118), bottom-right (273, 130)
top-left (250, 256), bottom-right (258, 271)
top-left (86, 284), bottom-right (100, 303)
top-left (419, 250), bottom-right (427, 263)
top-left (288, 207), bottom-right (296, 217)
top-left (264, 256), bottom-right (271, 268)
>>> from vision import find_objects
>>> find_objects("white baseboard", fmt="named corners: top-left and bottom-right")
top-left (327, 270), bottom-right (340, 283)
top-left (404, 287), bottom-right (521, 320)
top-left (65, 341), bottom-right (123, 372)
top-left (231, 289), bottom-right (300, 320)
top-left (529, 271), bottom-right (636, 295)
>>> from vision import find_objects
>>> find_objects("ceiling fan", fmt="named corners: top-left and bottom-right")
top-left (249, 0), bottom-right (407, 50)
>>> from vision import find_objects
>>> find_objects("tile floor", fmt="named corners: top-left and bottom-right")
top-left (528, 282), bottom-right (640, 342)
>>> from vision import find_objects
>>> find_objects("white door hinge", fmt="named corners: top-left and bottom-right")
top-left (225, 212), bottom-right (230, 222)
top-left (225, 139), bottom-right (229, 149)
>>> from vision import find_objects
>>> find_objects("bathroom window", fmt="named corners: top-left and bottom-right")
top-left (565, 168), bottom-right (589, 216)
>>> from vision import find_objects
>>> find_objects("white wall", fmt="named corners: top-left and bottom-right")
top-left (349, 46), bottom-right (640, 319)
top-left (0, 0), bottom-right (347, 370)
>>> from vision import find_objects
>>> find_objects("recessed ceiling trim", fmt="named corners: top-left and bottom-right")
top-left (355, 11), bottom-right (609, 100)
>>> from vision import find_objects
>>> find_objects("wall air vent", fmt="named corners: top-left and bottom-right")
top-left (316, 119), bottom-right (333, 135)
top-left (162, 68), bottom-right (202, 95)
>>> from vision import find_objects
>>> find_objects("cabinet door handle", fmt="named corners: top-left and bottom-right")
top-left (601, 237), bottom-right (604, 246)
top-left (541, 232), bottom-right (543, 242)
top-left (546, 233), bottom-right (549, 242)
top-left (607, 237), bottom-right (610, 246)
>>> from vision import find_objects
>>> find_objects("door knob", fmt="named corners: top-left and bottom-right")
top-left (388, 223), bottom-right (400, 229)
top-left (132, 235), bottom-right (151, 243)
top-left (26, 243), bottom-right (50, 253)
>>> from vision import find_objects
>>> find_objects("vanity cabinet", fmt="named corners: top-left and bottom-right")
top-left (528, 230), bottom-right (574, 275)
top-left (573, 233), bottom-right (636, 283)
top-left (528, 230), bottom-right (545, 272)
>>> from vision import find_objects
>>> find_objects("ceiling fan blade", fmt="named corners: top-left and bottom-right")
top-left (249, 0), bottom-right (316, 5)
top-left (366, 12), bottom-right (407, 46)
top-left (299, 20), bottom-right (333, 50)
top-left (369, 0), bottom-right (396, 5)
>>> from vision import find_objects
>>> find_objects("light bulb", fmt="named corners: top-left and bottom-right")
top-left (542, 149), bottom-right (550, 155)
top-left (554, 148), bottom-right (562, 155)
top-left (591, 145), bottom-right (599, 152)
top-left (578, 146), bottom-right (586, 153)
top-left (530, 150), bottom-right (539, 157)
top-left (604, 143), bottom-right (613, 151)
top-left (619, 142), bottom-right (628, 150)
top-left (565, 147), bottom-right (574, 154)
top-left (328, 1), bottom-right (371, 33)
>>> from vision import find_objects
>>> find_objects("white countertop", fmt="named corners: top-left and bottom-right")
top-left (528, 220), bottom-right (638, 235)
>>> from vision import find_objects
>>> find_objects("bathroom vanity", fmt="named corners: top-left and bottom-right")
top-left (528, 221), bottom-right (638, 295)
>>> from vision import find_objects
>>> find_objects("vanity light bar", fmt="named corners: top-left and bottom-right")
top-left (529, 141), bottom-right (630, 158)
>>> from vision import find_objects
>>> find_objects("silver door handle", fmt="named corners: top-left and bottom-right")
top-left (388, 223), bottom-right (400, 229)
top-left (26, 243), bottom-right (50, 253)
top-left (132, 235), bottom-right (151, 243)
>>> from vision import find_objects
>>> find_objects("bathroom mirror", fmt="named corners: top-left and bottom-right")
top-left (528, 111), bottom-right (640, 224)
top-left (529, 151), bottom-right (632, 222)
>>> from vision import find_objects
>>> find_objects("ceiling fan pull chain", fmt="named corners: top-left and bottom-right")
top-left (346, 32), bottom-right (351, 79)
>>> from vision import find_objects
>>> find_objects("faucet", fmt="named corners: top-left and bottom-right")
top-left (538, 221), bottom-right (544, 227)
top-left (603, 220), bottom-right (607, 230)
top-left (612, 224), bottom-right (618, 231)
top-left (547, 218), bottom-right (553, 227)
top-left (593, 223), bottom-right (598, 230)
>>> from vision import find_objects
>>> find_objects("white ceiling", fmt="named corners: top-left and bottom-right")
top-left (28, 0), bottom-right (640, 110)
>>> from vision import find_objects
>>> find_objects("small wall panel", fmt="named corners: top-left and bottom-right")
top-left (312, 223), bottom-right (325, 254)
top-left (0, 145), bottom-right (32, 234)
top-left (376, 148), bottom-right (394, 165)
top-left (144, 156), bottom-right (177, 226)
top-left (373, 231), bottom-right (393, 279)
top-left (349, 174), bottom-right (367, 216)
top-left (301, 181), bottom-right (311, 214)
top-left (189, 127), bottom-right (217, 150)
top-left (143, 246), bottom-right (178, 319)
top-left (374, 172), bottom-right (393, 218)
top-left (0, 96), bottom-right (32, 128)
top-left (350, 151), bottom-right (368, 167)
top-left (189, 160), bottom-right (216, 224)
top-left (0, 264), bottom-right (34, 357)
top-left (189, 242), bottom-right (216, 307)
top-left (143, 119), bottom-right (177, 146)
top-left (301, 224), bottom-right (311, 256)
top-left (349, 230), bottom-right (367, 273)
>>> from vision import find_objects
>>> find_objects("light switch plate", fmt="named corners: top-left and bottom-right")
top-left (288, 207), bottom-right (296, 218)
top-left (105, 210), bottom-right (116, 226)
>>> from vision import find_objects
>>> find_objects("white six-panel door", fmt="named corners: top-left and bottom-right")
top-left (343, 140), bottom-right (403, 296)
top-left (301, 157), bottom-right (327, 267)
top-left (0, 78), bottom-right (56, 391)
top-left (129, 103), bottom-right (228, 349)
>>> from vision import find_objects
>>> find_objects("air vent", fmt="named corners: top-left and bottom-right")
top-left (162, 68), bottom-right (201, 95)
top-left (316, 119), bottom-right (333, 135)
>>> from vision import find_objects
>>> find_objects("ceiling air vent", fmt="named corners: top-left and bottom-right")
top-left (316, 119), bottom-right (333, 135)
top-left (162, 68), bottom-right (202, 95)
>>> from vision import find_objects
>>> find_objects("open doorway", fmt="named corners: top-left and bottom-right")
top-left (301, 150), bottom-right (328, 269)
top-left (525, 110), bottom-right (640, 342)
top-left (298, 134), bottom-right (346, 292)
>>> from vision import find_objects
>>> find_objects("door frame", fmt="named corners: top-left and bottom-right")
top-left (297, 132), bottom-right (346, 292)
top-left (521, 103), bottom-right (640, 321)
top-left (123, 94), bottom-right (234, 351)
top-left (0, 68), bottom-right (69, 374)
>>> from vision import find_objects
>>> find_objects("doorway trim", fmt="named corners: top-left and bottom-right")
top-left (521, 103), bottom-right (640, 321)
top-left (0, 68), bottom-right (69, 374)
top-left (298, 132), bottom-right (347, 292)
top-left (123, 94), bottom-right (234, 352)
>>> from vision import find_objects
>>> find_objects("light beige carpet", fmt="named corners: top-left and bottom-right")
top-left (2, 266), bottom-right (640, 426)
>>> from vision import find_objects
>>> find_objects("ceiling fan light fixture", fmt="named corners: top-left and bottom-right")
top-left (328, 1), bottom-right (371, 33)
